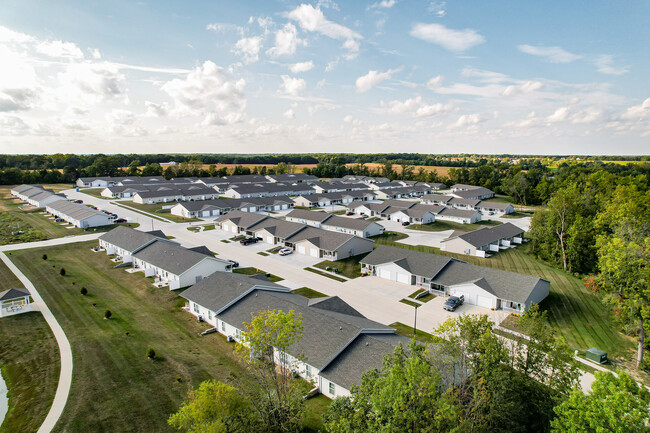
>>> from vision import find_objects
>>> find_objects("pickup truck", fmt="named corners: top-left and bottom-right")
top-left (443, 295), bottom-right (464, 312)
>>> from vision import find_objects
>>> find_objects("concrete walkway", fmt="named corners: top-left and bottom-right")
top-left (0, 235), bottom-right (98, 433)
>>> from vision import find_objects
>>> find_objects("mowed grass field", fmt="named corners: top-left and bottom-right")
top-left (8, 241), bottom-right (329, 432)
top-left (8, 242), bottom-right (254, 433)
top-left (114, 201), bottom-right (201, 223)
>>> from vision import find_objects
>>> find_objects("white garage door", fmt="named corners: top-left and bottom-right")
top-left (202, 211), bottom-right (210, 217)
top-left (396, 273), bottom-right (409, 284)
top-left (477, 295), bottom-right (492, 309)
top-left (281, 204), bottom-right (288, 210)
top-left (379, 269), bottom-right (391, 280)
top-left (309, 248), bottom-right (319, 257)
top-left (266, 235), bottom-right (274, 244)
top-left (297, 245), bottom-right (306, 255)
top-left (231, 226), bottom-right (237, 233)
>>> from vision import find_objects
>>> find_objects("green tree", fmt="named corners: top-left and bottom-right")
top-left (168, 380), bottom-right (258, 433)
top-left (324, 340), bottom-right (458, 433)
top-left (235, 309), bottom-right (305, 433)
top-left (551, 371), bottom-right (650, 433)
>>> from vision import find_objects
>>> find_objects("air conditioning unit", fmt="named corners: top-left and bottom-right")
top-left (227, 335), bottom-right (235, 342)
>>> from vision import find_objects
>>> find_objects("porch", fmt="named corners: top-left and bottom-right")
top-left (0, 288), bottom-right (33, 318)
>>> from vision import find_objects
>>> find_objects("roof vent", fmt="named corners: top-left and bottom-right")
top-left (366, 342), bottom-right (369, 346)
top-left (339, 326), bottom-right (342, 330)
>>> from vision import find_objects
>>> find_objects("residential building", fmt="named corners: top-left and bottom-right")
top-left (45, 200), bottom-right (112, 228)
top-left (215, 210), bottom-right (269, 234)
top-left (440, 223), bottom-right (525, 257)
top-left (98, 226), bottom-right (177, 262)
top-left (285, 227), bottom-right (373, 260)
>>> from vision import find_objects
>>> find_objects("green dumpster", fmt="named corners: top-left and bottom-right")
top-left (585, 348), bottom-right (607, 364)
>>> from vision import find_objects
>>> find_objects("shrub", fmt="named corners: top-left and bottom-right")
top-left (59, 268), bottom-right (66, 276)
top-left (80, 287), bottom-right (87, 296)
top-left (42, 254), bottom-right (47, 260)
top-left (104, 310), bottom-right (112, 319)
top-left (147, 347), bottom-right (156, 359)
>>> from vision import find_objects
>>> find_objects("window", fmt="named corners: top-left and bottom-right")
top-left (235, 329), bottom-right (241, 339)
top-left (221, 321), bottom-right (226, 332)
top-left (329, 382), bottom-right (335, 395)
top-left (193, 303), bottom-right (199, 313)
top-left (207, 311), bottom-right (212, 320)
top-left (305, 365), bottom-right (312, 378)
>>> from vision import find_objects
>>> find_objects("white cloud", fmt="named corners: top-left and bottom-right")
top-left (280, 75), bottom-right (306, 96)
top-left (233, 36), bottom-right (262, 63)
top-left (546, 106), bottom-right (570, 123)
top-left (410, 23), bottom-right (485, 52)
top-left (161, 61), bottom-right (246, 125)
top-left (106, 109), bottom-right (136, 125)
top-left (461, 68), bottom-right (509, 83)
top-left (90, 48), bottom-right (101, 59)
top-left (427, 1), bottom-right (446, 16)
top-left (0, 26), bottom-right (34, 44)
top-left (267, 23), bottom-right (303, 57)
top-left (288, 4), bottom-right (362, 58)
top-left (368, 0), bottom-right (396, 9)
top-left (289, 61), bottom-right (314, 73)
top-left (501, 81), bottom-right (544, 96)
top-left (283, 108), bottom-right (296, 119)
top-left (144, 101), bottom-right (168, 117)
top-left (386, 96), bottom-right (451, 117)
top-left (356, 68), bottom-right (398, 92)
top-left (450, 113), bottom-right (482, 128)
top-left (57, 62), bottom-right (125, 104)
top-left (426, 75), bottom-right (442, 90)
top-left (517, 44), bottom-right (582, 63)
top-left (36, 40), bottom-right (84, 59)
top-left (594, 54), bottom-right (629, 75)
top-left (206, 22), bottom-right (243, 35)
top-left (621, 98), bottom-right (650, 120)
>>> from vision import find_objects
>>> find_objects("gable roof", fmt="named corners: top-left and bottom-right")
top-left (132, 241), bottom-right (223, 275)
top-left (360, 245), bottom-right (458, 278)
top-left (99, 226), bottom-right (174, 252)
top-left (441, 222), bottom-right (524, 247)
top-left (248, 218), bottom-right (307, 239)
top-left (214, 210), bottom-right (268, 228)
top-left (0, 288), bottom-right (30, 301)
top-left (452, 187), bottom-right (494, 199)
top-left (321, 215), bottom-right (382, 231)
top-left (286, 209), bottom-right (332, 223)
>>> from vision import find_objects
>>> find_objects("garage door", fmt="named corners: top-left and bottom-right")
top-left (379, 269), bottom-right (391, 280)
top-left (309, 248), bottom-right (319, 258)
top-left (231, 226), bottom-right (237, 233)
top-left (477, 295), bottom-right (492, 309)
top-left (202, 211), bottom-right (210, 217)
top-left (396, 273), bottom-right (409, 284)
top-left (297, 245), bottom-right (306, 255)
top-left (266, 235), bottom-right (274, 244)
top-left (281, 204), bottom-right (288, 210)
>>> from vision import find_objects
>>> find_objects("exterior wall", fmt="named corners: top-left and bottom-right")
top-left (321, 222), bottom-right (384, 238)
top-left (436, 212), bottom-right (481, 224)
top-left (446, 282), bottom-right (497, 309)
top-left (285, 216), bottom-right (322, 227)
top-left (374, 262), bottom-right (414, 284)
top-left (525, 279), bottom-right (550, 309)
top-left (178, 259), bottom-right (230, 289)
top-left (319, 376), bottom-right (351, 399)
top-left (101, 188), bottom-right (114, 198)
top-left (441, 238), bottom-right (477, 256)
top-left (79, 214), bottom-right (112, 228)
top-left (335, 237), bottom-right (374, 260)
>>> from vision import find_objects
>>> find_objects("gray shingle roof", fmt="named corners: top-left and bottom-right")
top-left (99, 226), bottom-right (174, 252)
top-left (214, 210), bottom-right (268, 228)
top-left (321, 215), bottom-right (380, 231)
top-left (360, 245), bottom-right (457, 278)
top-left (132, 241), bottom-right (223, 275)
top-left (452, 187), bottom-right (494, 199)
top-left (47, 200), bottom-right (110, 221)
top-left (286, 209), bottom-right (332, 223)
top-left (249, 218), bottom-right (307, 239)
top-left (436, 207), bottom-right (480, 218)
top-left (442, 222), bottom-right (524, 247)
top-left (0, 288), bottom-right (30, 301)
top-left (286, 227), bottom-right (372, 251)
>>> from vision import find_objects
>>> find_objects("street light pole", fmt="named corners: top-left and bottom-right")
top-left (413, 304), bottom-right (419, 338)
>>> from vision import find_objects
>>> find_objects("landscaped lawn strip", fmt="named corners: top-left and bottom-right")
top-left (389, 322), bottom-right (433, 343)
top-left (115, 202), bottom-right (201, 223)
top-left (9, 242), bottom-right (259, 433)
top-left (313, 253), bottom-right (368, 279)
top-left (399, 298), bottom-right (420, 308)
top-left (290, 287), bottom-right (328, 299)
top-left (233, 266), bottom-right (283, 282)
top-left (0, 312), bottom-right (60, 433)
top-left (79, 188), bottom-right (109, 199)
top-left (304, 267), bottom-right (347, 282)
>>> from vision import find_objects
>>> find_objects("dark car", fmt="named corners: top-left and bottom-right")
top-left (239, 237), bottom-right (257, 245)
top-left (227, 259), bottom-right (239, 268)
top-left (74, 199), bottom-right (83, 204)
top-left (114, 218), bottom-right (127, 223)
top-left (443, 295), bottom-right (464, 312)
top-left (401, 221), bottom-right (410, 226)
top-left (345, 211), bottom-right (354, 216)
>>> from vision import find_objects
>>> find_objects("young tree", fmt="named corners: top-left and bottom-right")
top-left (551, 371), bottom-right (650, 433)
top-left (235, 309), bottom-right (305, 433)
top-left (168, 380), bottom-right (258, 433)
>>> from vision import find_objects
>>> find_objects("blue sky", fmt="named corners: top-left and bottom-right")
top-left (0, 0), bottom-right (648, 155)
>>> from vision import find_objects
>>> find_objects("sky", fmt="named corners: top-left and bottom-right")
top-left (0, 0), bottom-right (648, 155)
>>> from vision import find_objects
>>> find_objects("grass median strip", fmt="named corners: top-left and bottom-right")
top-left (233, 266), bottom-right (283, 282)
top-left (399, 298), bottom-right (421, 308)
top-left (313, 254), bottom-right (367, 279)
top-left (114, 202), bottom-right (170, 222)
top-left (304, 267), bottom-right (347, 282)
top-left (290, 287), bottom-right (328, 299)
top-left (389, 322), bottom-right (433, 343)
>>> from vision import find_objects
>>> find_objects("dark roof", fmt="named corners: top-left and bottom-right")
top-left (452, 187), bottom-right (494, 199)
top-left (360, 245), bottom-right (457, 278)
top-left (432, 260), bottom-right (548, 304)
top-left (99, 226), bottom-right (173, 252)
top-left (286, 209), bottom-right (332, 223)
top-left (442, 223), bottom-right (524, 247)
top-left (436, 207), bottom-right (480, 218)
top-left (319, 333), bottom-right (408, 390)
top-left (286, 227), bottom-right (372, 251)
top-left (132, 242), bottom-right (221, 275)
top-left (214, 210), bottom-right (268, 228)
top-left (187, 245), bottom-right (215, 257)
top-left (475, 201), bottom-right (514, 210)
top-left (248, 218), bottom-right (307, 239)
top-left (321, 215), bottom-right (381, 231)
top-left (0, 288), bottom-right (30, 301)
top-left (227, 183), bottom-right (315, 195)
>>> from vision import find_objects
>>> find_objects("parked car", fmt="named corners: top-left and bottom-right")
top-left (443, 295), bottom-right (464, 312)
top-left (226, 259), bottom-right (239, 268)
top-left (55, 218), bottom-right (64, 222)
top-left (401, 221), bottom-right (410, 226)
top-left (74, 199), bottom-right (83, 204)
top-left (345, 211), bottom-right (354, 216)
top-left (239, 237), bottom-right (258, 245)
top-left (114, 218), bottom-right (127, 223)
top-left (360, 214), bottom-right (368, 219)
top-left (488, 212), bottom-right (495, 216)
top-left (278, 247), bottom-right (293, 256)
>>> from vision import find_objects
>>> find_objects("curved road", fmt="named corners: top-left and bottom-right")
top-left (0, 235), bottom-right (100, 433)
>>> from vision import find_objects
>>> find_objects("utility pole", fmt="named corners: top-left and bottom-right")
top-left (413, 304), bottom-right (419, 338)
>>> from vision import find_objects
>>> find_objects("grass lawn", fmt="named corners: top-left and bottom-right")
top-left (0, 312), bottom-right (60, 433)
top-left (8, 242), bottom-right (259, 433)
top-left (291, 287), bottom-right (328, 299)
top-left (257, 251), bottom-right (269, 256)
top-left (408, 288), bottom-right (426, 298)
top-left (389, 322), bottom-right (433, 343)
top-left (501, 211), bottom-right (533, 219)
top-left (304, 267), bottom-right (347, 282)
top-left (233, 267), bottom-right (283, 282)
top-left (399, 298), bottom-right (420, 308)
top-left (117, 202), bottom-right (201, 223)
top-left (114, 203), bottom-right (170, 223)
top-left (313, 253), bottom-right (368, 279)
top-left (80, 188), bottom-right (110, 199)
top-left (418, 293), bottom-right (437, 303)
top-left (329, 210), bottom-right (347, 215)
top-left (369, 231), bottom-right (409, 244)
top-left (409, 219), bottom-right (502, 233)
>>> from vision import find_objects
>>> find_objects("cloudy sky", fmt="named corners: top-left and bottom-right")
top-left (1, 0), bottom-right (648, 155)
